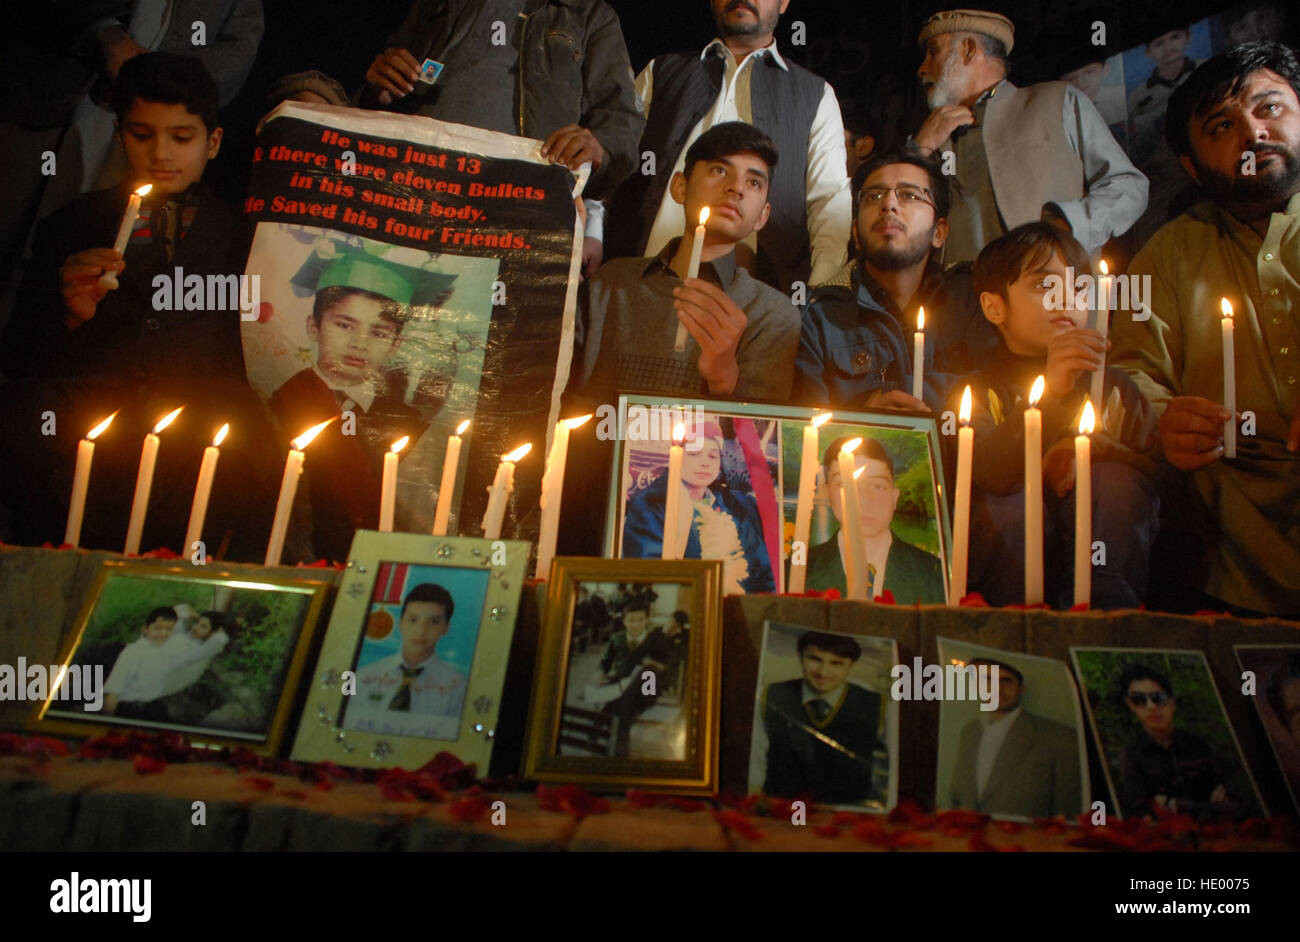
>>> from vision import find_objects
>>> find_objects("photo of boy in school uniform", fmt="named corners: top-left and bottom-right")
top-left (102, 606), bottom-right (181, 721)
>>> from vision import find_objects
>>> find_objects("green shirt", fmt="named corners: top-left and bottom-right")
top-left (804, 531), bottom-right (946, 604)
top-left (1110, 194), bottom-right (1300, 614)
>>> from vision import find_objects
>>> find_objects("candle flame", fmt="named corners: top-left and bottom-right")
top-left (455, 418), bottom-right (470, 436)
top-left (86, 412), bottom-right (117, 441)
top-left (564, 414), bottom-right (594, 431)
top-left (1078, 400), bottom-right (1096, 435)
top-left (1220, 297), bottom-right (1233, 319)
top-left (133, 183), bottom-right (153, 197)
top-left (212, 423), bottom-right (229, 447)
top-left (1029, 375), bottom-right (1045, 406)
top-left (698, 206), bottom-right (710, 225)
top-left (390, 435), bottom-right (410, 454)
top-left (1099, 259), bottom-right (1109, 276)
top-left (917, 306), bottom-right (925, 332)
top-left (293, 418), bottom-right (334, 450)
top-left (812, 411), bottom-right (833, 428)
top-left (152, 406), bottom-right (183, 434)
top-left (503, 443), bottom-right (532, 463)
top-left (672, 422), bottom-right (686, 444)
top-left (853, 465), bottom-right (866, 480)
top-left (841, 436), bottom-right (863, 454)
top-left (959, 385), bottom-right (972, 424)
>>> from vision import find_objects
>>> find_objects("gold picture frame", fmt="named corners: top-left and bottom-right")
top-left (290, 531), bottom-right (528, 771)
top-left (524, 557), bottom-right (722, 795)
top-left (36, 560), bottom-right (332, 755)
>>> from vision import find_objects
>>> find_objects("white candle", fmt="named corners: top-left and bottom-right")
top-left (64, 412), bottom-right (116, 547)
top-left (432, 419), bottom-right (470, 536)
top-left (378, 435), bottom-right (409, 532)
top-left (482, 443), bottom-right (531, 540)
top-left (183, 423), bottom-right (228, 556)
top-left (123, 406), bottom-right (183, 556)
top-left (265, 419), bottom-right (333, 566)
top-left (837, 437), bottom-right (867, 599)
top-left (949, 386), bottom-right (973, 603)
top-left (1024, 376), bottom-right (1044, 605)
top-left (99, 183), bottom-right (152, 289)
top-left (660, 423), bottom-right (687, 560)
top-left (1089, 260), bottom-right (1112, 409)
top-left (912, 307), bottom-right (926, 401)
top-left (1221, 298), bottom-right (1236, 459)
top-left (788, 411), bottom-right (833, 594)
top-left (1074, 401), bottom-right (1095, 607)
top-left (536, 414), bottom-right (593, 579)
top-left (674, 206), bottom-right (711, 352)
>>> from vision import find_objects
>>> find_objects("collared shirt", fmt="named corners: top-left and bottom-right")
top-left (976, 706), bottom-right (1022, 796)
top-left (312, 364), bottom-right (377, 414)
top-left (104, 637), bottom-right (175, 703)
top-left (571, 238), bottom-right (801, 403)
top-left (348, 650), bottom-right (468, 739)
top-left (1110, 193), bottom-right (1300, 615)
top-left (601, 37), bottom-right (849, 286)
top-left (801, 681), bottom-right (846, 720)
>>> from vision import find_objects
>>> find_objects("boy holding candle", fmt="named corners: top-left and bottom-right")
top-left (954, 222), bottom-right (1159, 608)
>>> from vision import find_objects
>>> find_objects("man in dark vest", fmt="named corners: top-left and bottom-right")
top-left (597, 0), bottom-right (850, 292)
top-left (762, 629), bottom-right (883, 805)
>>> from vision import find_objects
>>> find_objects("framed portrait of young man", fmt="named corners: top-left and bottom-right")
top-left (604, 395), bottom-right (950, 600)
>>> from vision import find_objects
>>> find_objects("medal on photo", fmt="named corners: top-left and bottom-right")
top-left (418, 59), bottom-right (445, 85)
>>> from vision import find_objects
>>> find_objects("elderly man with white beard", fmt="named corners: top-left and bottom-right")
top-left (909, 9), bottom-right (1148, 265)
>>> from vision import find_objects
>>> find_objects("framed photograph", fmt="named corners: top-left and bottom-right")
top-left (290, 531), bottom-right (527, 770)
top-left (524, 558), bottom-right (722, 794)
top-left (1071, 647), bottom-right (1267, 821)
top-left (605, 395), bottom-right (950, 601)
top-left (935, 639), bottom-right (1089, 821)
top-left (36, 561), bottom-right (331, 755)
top-left (1234, 644), bottom-right (1300, 814)
top-left (749, 621), bottom-right (898, 812)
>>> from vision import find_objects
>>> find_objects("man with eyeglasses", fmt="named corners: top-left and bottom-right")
top-left (1115, 664), bottom-right (1234, 820)
top-left (794, 151), bottom-right (996, 411)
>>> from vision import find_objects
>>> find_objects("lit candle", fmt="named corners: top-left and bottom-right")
top-left (183, 423), bottom-right (229, 556)
top-left (265, 419), bottom-right (333, 566)
top-left (660, 423), bottom-right (687, 560)
top-left (378, 435), bottom-right (409, 533)
top-left (536, 414), bottom-right (593, 579)
top-left (675, 206), bottom-right (711, 352)
top-left (1089, 260), bottom-right (1112, 409)
top-left (1221, 298), bottom-right (1236, 459)
top-left (912, 307), bottom-right (926, 401)
top-left (99, 183), bottom-right (152, 290)
top-left (949, 386), bottom-right (973, 603)
top-left (481, 443), bottom-right (531, 540)
top-left (1074, 401), bottom-right (1095, 608)
top-left (64, 412), bottom-right (117, 548)
top-left (787, 411), bottom-right (833, 594)
top-left (836, 437), bottom-right (867, 599)
top-left (1024, 376), bottom-right (1044, 605)
top-left (432, 419), bottom-right (470, 536)
top-left (123, 406), bottom-right (183, 556)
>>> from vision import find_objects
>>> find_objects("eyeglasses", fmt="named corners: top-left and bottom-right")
top-left (1127, 691), bottom-right (1171, 707)
top-left (860, 184), bottom-right (935, 208)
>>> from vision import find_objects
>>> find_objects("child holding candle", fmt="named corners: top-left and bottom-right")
top-left (955, 223), bottom-right (1159, 609)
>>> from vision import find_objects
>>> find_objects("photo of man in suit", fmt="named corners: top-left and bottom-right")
top-left (948, 657), bottom-right (1083, 819)
top-left (761, 629), bottom-right (883, 805)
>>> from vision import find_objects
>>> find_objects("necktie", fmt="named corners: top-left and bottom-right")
top-left (809, 698), bottom-right (831, 722)
top-left (387, 664), bottom-right (424, 711)
top-left (153, 201), bottom-right (178, 262)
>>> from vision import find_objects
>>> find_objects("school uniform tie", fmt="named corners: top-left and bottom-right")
top-left (388, 664), bottom-right (424, 711)
top-left (808, 698), bottom-right (831, 722)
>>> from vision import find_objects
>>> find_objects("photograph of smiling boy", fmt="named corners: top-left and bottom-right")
top-left (1072, 647), bottom-right (1266, 821)
top-left (956, 222), bottom-right (1158, 609)
top-left (749, 623), bottom-right (897, 810)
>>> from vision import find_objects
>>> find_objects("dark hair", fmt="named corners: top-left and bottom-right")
top-left (797, 631), bottom-right (862, 662)
top-left (969, 657), bottom-right (1023, 685)
top-left (1166, 42), bottom-right (1300, 158)
top-left (145, 606), bottom-right (178, 626)
top-left (683, 121), bottom-right (778, 179)
top-left (1266, 653), bottom-right (1300, 722)
top-left (852, 150), bottom-right (951, 220)
top-left (972, 221), bottom-right (1091, 299)
top-left (310, 285), bottom-right (408, 329)
top-left (821, 435), bottom-right (895, 480)
top-left (401, 583), bottom-right (454, 620)
top-left (1117, 664), bottom-right (1173, 701)
top-left (198, 610), bottom-right (227, 632)
top-left (622, 597), bottom-right (651, 616)
top-left (843, 105), bottom-right (883, 146)
top-left (672, 609), bottom-right (690, 627)
top-left (112, 52), bottom-right (220, 132)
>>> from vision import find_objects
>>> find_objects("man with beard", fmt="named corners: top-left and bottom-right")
top-left (795, 152), bottom-right (996, 411)
top-left (599, 0), bottom-right (850, 290)
top-left (1111, 42), bottom-right (1300, 618)
top-left (910, 9), bottom-right (1147, 265)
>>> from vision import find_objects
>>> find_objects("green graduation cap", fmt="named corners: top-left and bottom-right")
top-left (291, 241), bottom-right (457, 309)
